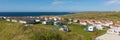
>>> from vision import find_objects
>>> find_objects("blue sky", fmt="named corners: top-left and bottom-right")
top-left (0, 0), bottom-right (120, 12)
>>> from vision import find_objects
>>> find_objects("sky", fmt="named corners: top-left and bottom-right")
top-left (0, 0), bottom-right (120, 12)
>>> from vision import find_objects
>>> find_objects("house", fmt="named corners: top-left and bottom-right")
top-left (59, 25), bottom-right (70, 32)
top-left (84, 25), bottom-right (96, 32)
top-left (95, 29), bottom-right (120, 40)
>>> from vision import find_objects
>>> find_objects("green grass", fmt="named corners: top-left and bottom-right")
top-left (0, 20), bottom-right (106, 40)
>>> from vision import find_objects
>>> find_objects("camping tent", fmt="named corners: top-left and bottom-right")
top-left (85, 26), bottom-right (96, 32)
top-left (59, 25), bottom-right (70, 32)
top-left (94, 24), bottom-right (104, 30)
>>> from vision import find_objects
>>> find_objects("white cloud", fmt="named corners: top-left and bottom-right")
top-left (52, 0), bottom-right (73, 5)
top-left (52, 0), bottom-right (64, 5)
top-left (105, 0), bottom-right (120, 5)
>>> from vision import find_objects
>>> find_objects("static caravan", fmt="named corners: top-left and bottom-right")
top-left (93, 20), bottom-right (101, 24)
top-left (67, 21), bottom-right (73, 24)
top-left (80, 22), bottom-right (87, 25)
top-left (73, 19), bottom-right (79, 23)
top-left (101, 22), bottom-right (110, 26)
top-left (42, 21), bottom-right (47, 24)
top-left (19, 20), bottom-right (27, 24)
top-left (101, 21), bottom-right (113, 26)
top-left (93, 23), bottom-right (104, 30)
top-left (80, 20), bottom-right (87, 25)
top-left (58, 17), bottom-right (62, 21)
top-left (110, 24), bottom-right (120, 29)
top-left (44, 17), bottom-right (49, 21)
top-left (19, 20), bottom-right (35, 24)
top-left (3, 17), bottom-right (7, 19)
top-left (53, 18), bottom-right (58, 21)
top-left (42, 20), bottom-right (53, 25)
top-left (67, 18), bottom-right (73, 22)
top-left (35, 19), bottom-right (40, 23)
top-left (11, 19), bottom-right (18, 22)
top-left (0, 17), bottom-right (3, 20)
top-left (6, 18), bottom-right (11, 22)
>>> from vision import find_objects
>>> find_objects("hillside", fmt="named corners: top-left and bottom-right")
top-left (63, 12), bottom-right (120, 23)
top-left (1, 12), bottom-right (119, 40)
top-left (0, 20), bottom-right (106, 40)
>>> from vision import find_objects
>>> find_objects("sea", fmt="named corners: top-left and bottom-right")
top-left (0, 12), bottom-right (73, 16)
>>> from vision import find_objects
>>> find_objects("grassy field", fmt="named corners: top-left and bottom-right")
top-left (0, 20), bottom-right (106, 40)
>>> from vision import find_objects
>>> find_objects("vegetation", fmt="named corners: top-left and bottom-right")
top-left (0, 20), bottom-right (106, 40)
top-left (63, 12), bottom-right (120, 23)
top-left (1, 12), bottom-right (119, 40)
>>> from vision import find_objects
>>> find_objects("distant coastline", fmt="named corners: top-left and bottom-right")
top-left (0, 12), bottom-right (74, 16)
